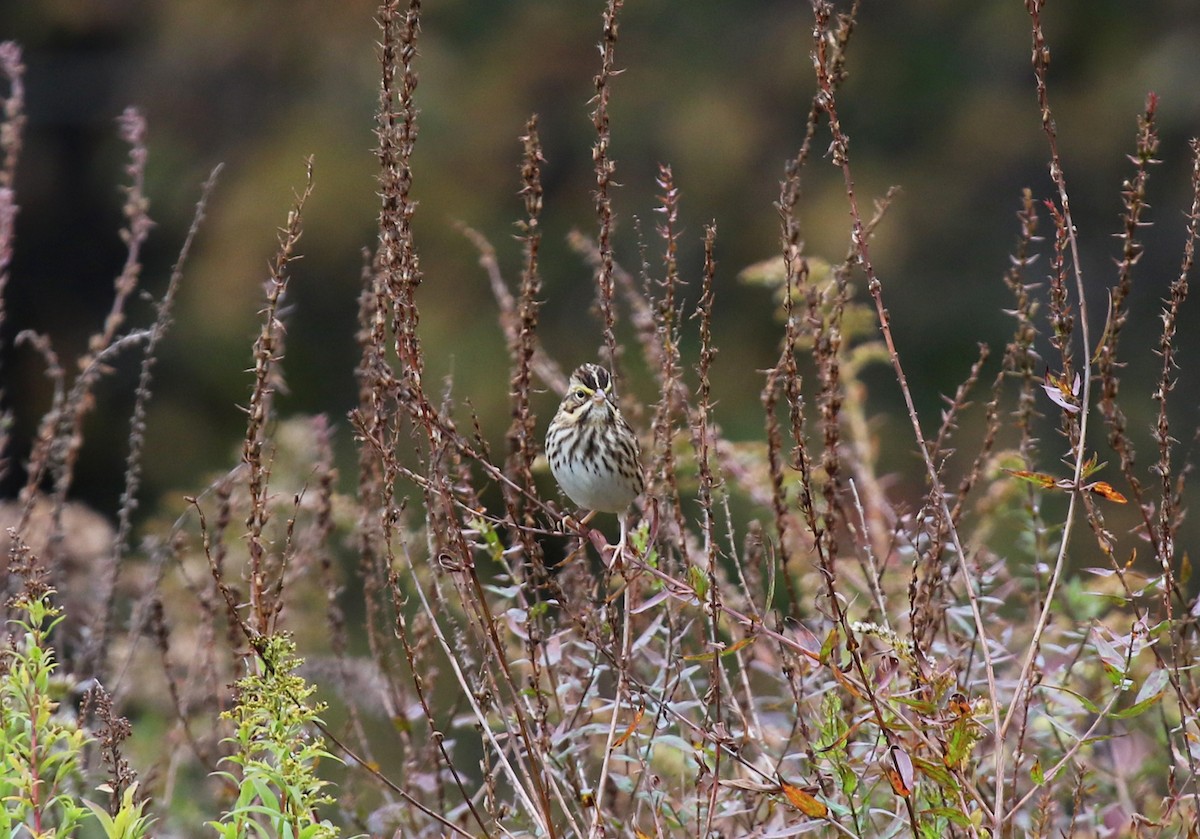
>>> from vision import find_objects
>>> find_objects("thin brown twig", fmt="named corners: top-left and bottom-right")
top-left (810, 3), bottom-right (993, 833)
top-left (999, 10), bottom-right (1098, 833)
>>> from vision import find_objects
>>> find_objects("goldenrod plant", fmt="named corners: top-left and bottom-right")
top-left (1, 591), bottom-right (152, 838)
top-left (210, 635), bottom-right (342, 839)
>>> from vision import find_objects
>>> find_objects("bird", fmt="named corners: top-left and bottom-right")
top-left (545, 363), bottom-right (644, 564)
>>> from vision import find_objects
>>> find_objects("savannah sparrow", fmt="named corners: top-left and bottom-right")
top-left (546, 363), bottom-right (644, 561)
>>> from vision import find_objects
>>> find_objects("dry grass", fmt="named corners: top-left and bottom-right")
top-left (4, 1), bottom-right (1200, 837)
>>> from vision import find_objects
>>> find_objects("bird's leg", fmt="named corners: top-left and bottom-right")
top-left (607, 511), bottom-right (631, 569)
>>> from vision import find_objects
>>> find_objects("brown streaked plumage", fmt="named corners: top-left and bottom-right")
top-left (546, 363), bottom-right (643, 512)
top-left (546, 363), bottom-right (644, 561)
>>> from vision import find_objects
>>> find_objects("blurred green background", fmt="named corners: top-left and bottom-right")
top-left (4, 0), bottom-right (1200, 534)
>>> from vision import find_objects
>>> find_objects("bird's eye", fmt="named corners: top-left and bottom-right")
top-left (573, 388), bottom-right (589, 399)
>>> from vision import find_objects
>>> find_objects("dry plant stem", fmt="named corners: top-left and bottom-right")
top-left (848, 478), bottom-right (888, 624)
top-left (649, 165), bottom-right (690, 550)
top-left (1152, 139), bottom-right (1200, 606)
top-left (373, 190), bottom-right (432, 839)
top-left (1060, 109), bottom-right (1200, 772)
top-left (814, 285), bottom-right (851, 575)
top-left (190, 496), bottom-right (257, 648)
top-left (761, 285), bottom-right (806, 620)
top-left (507, 115), bottom-right (546, 501)
top-left (693, 224), bottom-right (723, 837)
top-left (461, 224), bottom-right (566, 395)
top-left (314, 715), bottom-right (478, 839)
top-left (405, 555), bottom-right (560, 838)
top-left (360, 413), bottom-right (561, 528)
top-left (11, 331), bottom-right (63, 548)
top-left (371, 8), bottom-right (537, 826)
top-left (451, 518), bottom-right (566, 835)
top-left (425, 453), bottom-right (562, 834)
top-left (352, 262), bottom-right (399, 715)
top-left (195, 495), bottom-right (479, 839)
top-left (0, 184), bottom-right (13, 340)
top-left (591, 0), bottom-right (621, 370)
top-left (1004, 688), bottom-right (1123, 821)
top-left (1160, 141), bottom-right (1200, 714)
top-left (504, 121), bottom-right (564, 788)
top-left (0, 41), bottom-right (24, 351)
top-left (15, 330), bottom-right (148, 588)
top-left (497, 117), bottom-right (552, 605)
top-left (376, 0), bottom-right (425, 388)
top-left (998, 5), bottom-right (1097, 816)
top-left (588, 580), bottom-right (633, 839)
top-left (109, 465), bottom-right (243, 704)
top-left (930, 344), bottom-right (988, 467)
top-left (0, 41), bottom-right (24, 191)
top-left (93, 109), bottom-right (155, 355)
top-left (952, 357), bottom-right (1005, 529)
top-left (809, 0), bottom-right (1000, 828)
top-left (769, 3), bottom-right (857, 619)
top-left (389, 578), bottom-right (491, 837)
top-left (86, 164), bottom-right (223, 679)
top-left (243, 158), bottom-right (314, 638)
top-left (1096, 98), bottom-right (1155, 498)
top-left (312, 418), bottom-right (377, 776)
top-left (718, 492), bottom-right (766, 742)
top-left (17, 110), bottom-right (155, 577)
top-left (820, 193), bottom-right (900, 581)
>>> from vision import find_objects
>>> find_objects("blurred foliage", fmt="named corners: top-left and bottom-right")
top-left (3, 0), bottom-right (1199, 527)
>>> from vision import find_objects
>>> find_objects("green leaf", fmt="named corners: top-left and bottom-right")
top-left (921, 806), bottom-right (973, 828)
top-left (1135, 667), bottom-right (1170, 706)
top-left (470, 517), bottom-right (505, 563)
top-left (1038, 682), bottom-right (1101, 715)
top-left (819, 628), bottom-right (839, 665)
top-left (1111, 691), bottom-right (1165, 719)
top-left (911, 756), bottom-right (958, 790)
